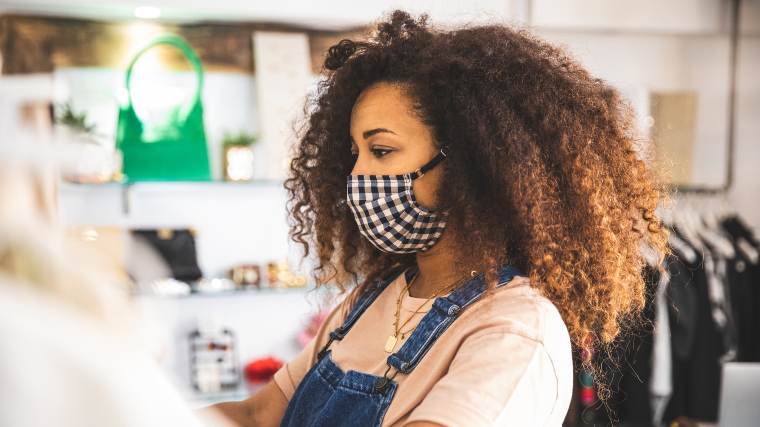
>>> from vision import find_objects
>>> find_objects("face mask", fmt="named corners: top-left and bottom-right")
top-left (346, 146), bottom-right (449, 254)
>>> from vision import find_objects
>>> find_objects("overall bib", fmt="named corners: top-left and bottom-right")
top-left (280, 263), bottom-right (524, 427)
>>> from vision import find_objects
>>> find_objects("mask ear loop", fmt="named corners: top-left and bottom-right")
top-left (409, 144), bottom-right (449, 180)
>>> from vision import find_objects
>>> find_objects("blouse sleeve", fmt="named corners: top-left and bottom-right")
top-left (403, 326), bottom-right (559, 427)
top-left (272, 296), bottom-right (349, 401)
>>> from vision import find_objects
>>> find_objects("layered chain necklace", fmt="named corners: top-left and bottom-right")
top-left (383, 269), bottom-right (475, 353)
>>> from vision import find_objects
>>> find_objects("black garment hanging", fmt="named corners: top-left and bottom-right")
top-left (604, 253), bottom-right (699, 427)
top-left (566, 215), bottom-right (759, 426)
top-left (721, 215), bottom-right (760, 362)
top-left (604, 263), bottom-right (659, 427)
top-left (664, 227), bottom-right (724, 423)
top-left (664, 251), bottom-right (698, 365)
top-left (699, 237), bottom-right (739, 362)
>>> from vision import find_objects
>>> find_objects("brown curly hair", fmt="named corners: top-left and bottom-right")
top-left (285, 9), bottom-right (670, 406)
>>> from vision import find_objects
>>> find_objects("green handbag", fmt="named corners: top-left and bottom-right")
top-left (116, 34), bottom-right (211, 182)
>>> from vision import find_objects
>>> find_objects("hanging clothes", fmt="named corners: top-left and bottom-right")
top-left (664, 226), bottom-right (725, 423)
top-left (649, 256), bottom-right (673, 426)
top-left (564, 208), bottom-right (759, 427)
top-left (603, 263), bottom-right (659, 426)
top-left (603, 254), bottom-right (680, 427)
top-left (721, 215), bottom-right (760, 362)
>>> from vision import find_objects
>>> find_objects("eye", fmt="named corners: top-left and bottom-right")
top-left (370, 147), bottom-right (392, 158)
top-left (349, 146), bottom-right (393, 159)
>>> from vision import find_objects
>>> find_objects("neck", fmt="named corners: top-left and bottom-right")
top-left (409, 231), bottom-right (467, 298)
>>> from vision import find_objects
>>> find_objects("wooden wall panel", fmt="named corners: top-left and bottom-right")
top-left (308, 29), bottom-right (368, 74)
top-left (0, 15), bottom-right (367, 76)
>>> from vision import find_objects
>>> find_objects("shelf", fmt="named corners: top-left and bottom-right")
top-left (132, 285), bottom-right (317, 299)
top-left (58, 179), bottom-right (287, 216)
top-left (60, 179), bottom-right (286, 190)
top-left (185, 386), bottom-right (256, 407)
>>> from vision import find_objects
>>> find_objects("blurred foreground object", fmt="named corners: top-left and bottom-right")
top-left (0, 282), bottom-right (234, 427)
top-left (0, 129), bottom-right (235, 427)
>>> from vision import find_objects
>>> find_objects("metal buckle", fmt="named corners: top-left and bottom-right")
top-left (373, 364), bottom-right (400, 394)
top-left (317, 336), bottom-right (334, 359)
top-left (412, 146), bottom-right (448, 180)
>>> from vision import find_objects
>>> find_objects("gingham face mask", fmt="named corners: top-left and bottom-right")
top-left (346, 146), bottom-right (449, 254)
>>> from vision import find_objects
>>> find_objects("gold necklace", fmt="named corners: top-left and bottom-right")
top-left (383, 270), bottom-right (471, 353)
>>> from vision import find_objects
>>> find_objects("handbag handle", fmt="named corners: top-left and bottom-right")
top-left (124, 34), bottom-right (204, 121)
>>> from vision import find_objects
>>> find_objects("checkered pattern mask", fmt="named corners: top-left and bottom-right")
top-left (346, 147), bottom-right (449, 254)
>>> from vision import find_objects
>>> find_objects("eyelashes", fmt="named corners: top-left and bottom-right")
top-left (350, 148), bottom-right (393, 159)
top-left (371, 148), bottom-right (392, 158)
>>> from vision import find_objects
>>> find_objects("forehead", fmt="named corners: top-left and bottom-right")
top-left (350, 82), bottom-right (422, 138)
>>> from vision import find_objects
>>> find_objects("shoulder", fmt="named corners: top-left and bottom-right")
top-left (453, 276), bottom-right (575, 420)
top-left (454, 275), bottom-right (575, 395)
top-left (407, 277), bottom-right (575, 425)
top-left (456, 276), bottom-right (569, 346)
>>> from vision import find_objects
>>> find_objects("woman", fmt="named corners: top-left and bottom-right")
top-left (212, 9), bottom-right (668, 427)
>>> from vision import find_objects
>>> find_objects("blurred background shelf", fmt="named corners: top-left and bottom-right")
top-left (60, 179), bottom-right (286, 190)
top-left (185, 386), bottom-right (256, 408)
top-left (131, 284), bottom-right (317, 299)
top-left (60, 179), bottom-right (288, 214)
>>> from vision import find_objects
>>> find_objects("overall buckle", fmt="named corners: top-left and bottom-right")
top-left (373, 363), bottom-right (400, 395)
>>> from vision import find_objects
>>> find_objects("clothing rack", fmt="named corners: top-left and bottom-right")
top-left (568, 202), bottom-right (760, 427)
top-left (566, 5), bottom-right (749, 423)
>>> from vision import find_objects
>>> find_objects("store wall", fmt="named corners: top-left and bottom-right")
top-left (731, 1), bottom-right (760, 234)
top-left (529, 0), bottom-right (760, 232)
top-left (0, 69), bottom-right (323, 399)
top-left (51, 66), bottom-right (326, 402)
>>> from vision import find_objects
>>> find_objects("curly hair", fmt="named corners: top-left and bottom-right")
top-left (285, 9), bottom-right (670, 406)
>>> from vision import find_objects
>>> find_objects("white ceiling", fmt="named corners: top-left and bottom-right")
top-left (0, 0), bottom-right (517, 30)
top-left (1, 1), bottom-right (740, 35)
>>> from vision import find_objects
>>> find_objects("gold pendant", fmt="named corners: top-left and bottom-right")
top-left (384, 335), bottom-right (398, 353)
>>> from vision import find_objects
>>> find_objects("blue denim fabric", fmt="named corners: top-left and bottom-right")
top-left (280, 263), bottom-right (524, 427)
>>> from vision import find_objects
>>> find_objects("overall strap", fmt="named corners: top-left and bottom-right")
top-left (386, 264), bottom-right (524, 374)
top-left (319, 265), bottom-right (411, 357)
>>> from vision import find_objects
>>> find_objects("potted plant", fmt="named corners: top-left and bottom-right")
top-left (54, 101), bottom-right (122, 183)
top-left (221, 130), bottom-right (259, 182)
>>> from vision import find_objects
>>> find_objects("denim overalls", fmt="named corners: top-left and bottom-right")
top-left (280, 263), bottom-right (524, 427)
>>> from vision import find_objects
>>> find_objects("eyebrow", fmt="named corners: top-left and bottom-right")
top-left (350, 128), bottom-right (398, 143)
